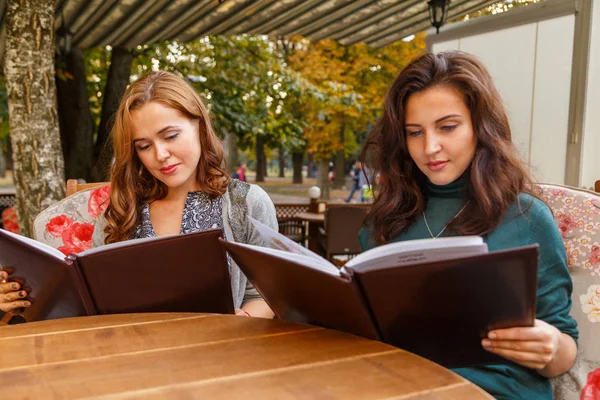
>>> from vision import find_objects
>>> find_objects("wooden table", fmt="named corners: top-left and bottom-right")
top-left (295, 211), bottom-right (325, 254)
top-left (0, 313), bottom-right (493, 399)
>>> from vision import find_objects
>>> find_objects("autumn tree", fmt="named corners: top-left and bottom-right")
top-left (121, 37), bottom-right (309, 183)
top-left (459, 0), bottom-right (543, 21)
top-left (75, 34), bottom-right (425, 194)
top-left (287, 35), bottom-right (425, 198)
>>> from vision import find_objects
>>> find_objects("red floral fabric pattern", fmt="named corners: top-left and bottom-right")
top-left (541, 185), bottom-right (600, 400)
top-left (34, 184), bottom-right (111, 256)
top-left (1, 207), bottom-right (19, 234)
top-left (540, 187), bottom-right (600, 276)
top-left (46, 215), bottom-right (74, 237)
top-left (58, 222), bottom-right (94, 255)
top-left (88, 186), bottom-right (110, 218)
top-left (581, 368), bottom-right (600, 400)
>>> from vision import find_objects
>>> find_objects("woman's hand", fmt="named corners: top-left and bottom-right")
top-left (0, 270), bottom-right (31, 314)
top-left (482, 319), bottom-right (575, 376)
top-left (234, 301), bottom-right (275, 319)
top-left (234, 308), bottom-right (250, 317)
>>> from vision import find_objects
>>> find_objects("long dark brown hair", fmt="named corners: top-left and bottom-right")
top-left (104, 71), bottom-right (228, 244)
top-left (361, 51), bottom-right (538, 244)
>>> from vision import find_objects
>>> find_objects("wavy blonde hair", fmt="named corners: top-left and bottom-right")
top-left (104, 71), bottom-right (228, 244)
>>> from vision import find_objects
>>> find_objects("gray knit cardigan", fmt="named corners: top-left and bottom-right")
top-left (91, 179), bottom-right (278, 309)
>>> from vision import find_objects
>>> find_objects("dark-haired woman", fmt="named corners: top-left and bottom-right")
top-left (358, 51), bottom-right (577, 399)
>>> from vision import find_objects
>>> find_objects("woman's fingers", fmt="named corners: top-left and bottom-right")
top-left (234, 308), bottom-right (251, 317)
top-left (8, 276), bottom-right (26, 286)
top-left (3, 290), bottom-right (29, 302)
top-left (11, 300), bottom-right (31, 310)
top-left (485, 320), bottom-right (560, 369)
top-left (488, 319), bottom-right (557, 341)
top-left (482, 339), bottom-right (555, 355)
top-left (0, 270), bottom-right (32, 314)
top-left (482, 322), bottom-right (559, 370)
top-left (488, 327), bottom-right (550, 342)
top-left (483, 346), bottom-right (551, 369)
top-left (0, 299), bottom-right (31, 313)
top-left (0, 281), bottom-right (21, 294)
top-left (0, 278), bottom-right (31, 313)
top-left (0, 268), bottom-right (15, 279)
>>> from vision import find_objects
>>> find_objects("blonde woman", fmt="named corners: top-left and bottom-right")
top-left (1, 71), bottom-right (276, 318)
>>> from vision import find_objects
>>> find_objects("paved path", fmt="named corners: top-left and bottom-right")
top-left (267, 193), bottom-right (310, 204)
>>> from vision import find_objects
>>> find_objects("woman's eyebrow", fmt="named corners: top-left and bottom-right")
top-left (435, 114), bottom-right (461, 123)
top-left (155, 125), bottom-right (179, 135)
top-left (404, 114), bottom-right (462, 127)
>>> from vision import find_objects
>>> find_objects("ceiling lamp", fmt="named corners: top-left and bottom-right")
top-left (428, 0), bottom-right (451, 34)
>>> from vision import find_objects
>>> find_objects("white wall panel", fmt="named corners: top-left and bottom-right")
top-left (581, 1), bottom-right (600, 189)
top-left (431, 39), bottom-right (460, 52)
top-left (529, 15), bottom-right (575, 184)
top-left (460, 24), bottom-right (537, 161)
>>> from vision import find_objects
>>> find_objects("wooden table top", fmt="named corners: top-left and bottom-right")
top-left (295, 211), bottom-right (325, 223)
top-left (0, 313), bottom-right (493, 399)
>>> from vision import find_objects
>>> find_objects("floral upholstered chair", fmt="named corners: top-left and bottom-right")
top-left (33, 184), bottom-right (110, 255)
top-left (539, 184), bottom-right (600, 399)
top-left (1, 207), bottom-right (19, 234)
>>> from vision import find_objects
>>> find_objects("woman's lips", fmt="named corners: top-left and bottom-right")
top-left (426, 161), bottom-right (448, 171)
top-left (160, 164), bottom-right (180, 174)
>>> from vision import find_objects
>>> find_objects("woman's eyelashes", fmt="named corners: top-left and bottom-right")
top-left (135, 132), bottom-right (179, 151)
top-left (408, 130), bottom-right (423, 137)
top-left (440, 124), bottom-right (457, 132)
top-left (136, 143), bottom-right (150, 151)
top-left (406, 124), bottom-right (458, 137)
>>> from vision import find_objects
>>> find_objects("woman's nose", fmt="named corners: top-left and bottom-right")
top-left (424, 133), bottom-right (442, 155)
top-left (155, 144), bottom-right (170, 162)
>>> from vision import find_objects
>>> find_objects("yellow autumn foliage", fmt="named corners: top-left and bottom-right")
top-left (287, 34), bottom-right (425, 160)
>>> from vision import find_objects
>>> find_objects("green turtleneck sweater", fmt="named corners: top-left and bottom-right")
top-left (358, 177), bottom-right (578, 400)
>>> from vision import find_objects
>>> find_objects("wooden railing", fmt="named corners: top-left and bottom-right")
top-left (274, 203), bottom-right (310, 220)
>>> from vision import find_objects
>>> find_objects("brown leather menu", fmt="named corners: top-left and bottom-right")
top-left (221, 238), bottom-right (538, 368)
top-left (0, 229), bottom-right (234, 322)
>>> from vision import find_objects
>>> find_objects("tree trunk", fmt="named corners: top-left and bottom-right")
top-left (0, 151), bottom-right (5, 178)
top-left (5, 141), bottom-right (13, 171)
top-left (278, 145), bottom-right (285, 178)
top-left (255, 136), bottom-right (265, 182)
top-left (292, 150), bottom-right (303, 184)
top-left (334, 121), bottom-right (346, 189)
top-left (316, 159), bottom-right (330, 200)
top-left (223, 129), bottom-right (238, 175)
top-left (262, 153), bottom-right (268, 178)
top-left (56, 47), bottom-right (95, 182)
top-left (3, 0), bottom-right (65, 237)
top-left (307, 153), bottom-right (316, 178)
top-left (91, 46), bottom-right (133, 182)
